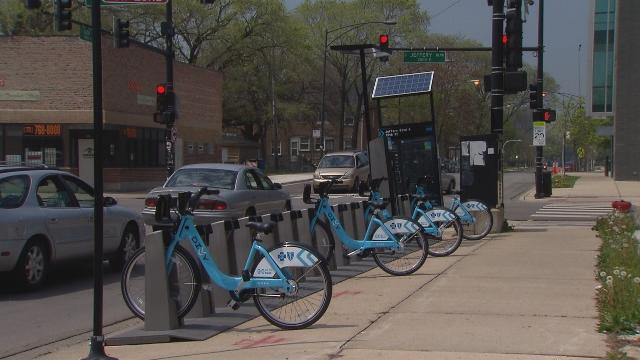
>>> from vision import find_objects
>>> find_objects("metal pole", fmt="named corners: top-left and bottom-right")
top-left (165, 0), bottom-right (175, 177)
top-left (359, 49), bottom-right (372, 144)
top-left (491, 0), bottom-right (505, 212)
top-left (83, 0), bottom-right (115, 358)
top-left (534, 0), bottom-right (545, 198)
top-left (271, 70), bottom-right (279, 170)
top-left (319, 30), bottom-right (328, 157)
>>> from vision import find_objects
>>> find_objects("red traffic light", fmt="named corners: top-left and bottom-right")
top-left (544, 111), bottom-right (552, 121)
top-left (379, 34), bottom-right (389, 46)
top-left (156, 84), bottom-right (167, 95)
top-left (502, 34), bottom-right (508, 45)
top-left (533, 108), bottom-right (556, 122)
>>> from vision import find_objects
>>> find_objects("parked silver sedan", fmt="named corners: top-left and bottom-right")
top-left (0, 167), bottom-right (145, 290)
top-left (141, 163), bottom-right (291, 227)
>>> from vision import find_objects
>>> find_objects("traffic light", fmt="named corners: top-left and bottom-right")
top-left (24, 0), bottom-right (41, 9)
top-left (54, 0), bottom-right (72, 32)
top-left (154, 84), bottom-right (175, 125)
top-left (529, 84), bottom-right (540, 109)
top-left (504, 0), bottom-right (523, 71)
top-left (379, 34), bottom-right (390, 53)
top-left (533, 109), bottom-right (556, 123)
top-left (114, 18), bottom-right (130, 48)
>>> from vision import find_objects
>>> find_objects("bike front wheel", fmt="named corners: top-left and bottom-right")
top-left (252, 243), bottom-right (332, 330)
top-left (371, 217), bottom-right (428, 276)
top-left (417, 207), bottom-right (463, 257)
top-left (311, 219), bottom-right (335, 264)
top-left (455, 200), bottom-right (493, 240)
top-left (121, 245), bottom-right (201, 320)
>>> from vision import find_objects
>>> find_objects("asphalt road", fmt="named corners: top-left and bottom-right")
top-left (0, 170), bottom-right (540, 359)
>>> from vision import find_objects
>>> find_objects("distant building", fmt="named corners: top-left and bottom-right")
top-left (588, 0), bottom-right (640, 180)
top-left (0, 36), bottom-right (223, 190)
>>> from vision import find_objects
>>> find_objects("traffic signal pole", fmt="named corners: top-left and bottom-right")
top-left (534, 0), bottom-right (545, 198)
top-left (491, 0), bottom-right (505, 225)
top-left (164, 0), bottom-right (175, 177)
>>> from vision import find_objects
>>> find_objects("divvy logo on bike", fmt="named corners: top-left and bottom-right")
top-left (191, 236), bottom-right (209, 261)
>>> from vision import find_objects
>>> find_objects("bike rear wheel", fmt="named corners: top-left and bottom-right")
top-left (371, 217), bottom-right (428, 276)
top-left (311, 219), bottom-right (335, 264)
top-left (121, 245), bottom-right (201, 320)
top-left (252, 243), bottom-right (332, 330)
top-left (455, 200), bottom-right (493, 240)
top-left (418, 207), bottom-right (463, 257)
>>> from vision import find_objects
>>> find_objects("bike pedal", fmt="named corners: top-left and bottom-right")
top-left (227, 299), bottom-right (240, 311)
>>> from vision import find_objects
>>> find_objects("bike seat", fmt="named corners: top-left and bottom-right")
top-left (411, 194), bottom-right (429, 202)
top-left (246, 221), bottom-right (274, 235)
top-left (369, 200), bottom-right (388, 210)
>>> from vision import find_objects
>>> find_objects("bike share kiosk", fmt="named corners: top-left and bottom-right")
top-left (369, 71), bottom-right (443, 212)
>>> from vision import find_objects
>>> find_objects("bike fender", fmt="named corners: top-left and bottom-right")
top-left (372, 219), bottom-right (421, 240)
top-left (419, 209), bottom-right (457, 226)
top-left (253, 246), bottom-right (319, 278)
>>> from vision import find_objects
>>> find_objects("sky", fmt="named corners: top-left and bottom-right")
top-left (285, 0), bottom-right (591, 98)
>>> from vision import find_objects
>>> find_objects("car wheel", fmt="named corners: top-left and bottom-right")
top-left (13, 239), bottom-right (49, 290)
top-left (110, 224), bottom-right (139, 271)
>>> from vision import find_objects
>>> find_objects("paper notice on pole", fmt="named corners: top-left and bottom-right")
top-left (469, 141), bottom-right (486, 166)
top-left (533, 124), bottom-right (546, 146)
top-left (461, 141), bottom-right (470, 156)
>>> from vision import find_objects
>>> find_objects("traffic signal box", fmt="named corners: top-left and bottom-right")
top-left (529, 84), bottom-right (540, 109)
top-left (114, 18), bottom-right (130, 48)
top-left (154, 84), bottom-right (176, 125)
top-left (379, 34), bottom-right (390, 53)
top-left (505, 0), bottom-right (523, 71)
top-left (54, 0), bottom-right (72, 32)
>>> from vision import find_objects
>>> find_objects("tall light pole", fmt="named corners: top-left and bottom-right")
top-left (320, 20), bottom-right (395, 156)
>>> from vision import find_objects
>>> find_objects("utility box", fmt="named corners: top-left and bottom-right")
top-left (459, 134), bottom-right (499, 209)
top-left (542, 170), bottom-right (553, 197)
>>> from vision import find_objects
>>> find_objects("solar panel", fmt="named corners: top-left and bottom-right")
top-left (372, 72), bottom-right (434, 99)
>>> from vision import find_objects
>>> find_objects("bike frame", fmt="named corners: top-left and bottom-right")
top-left (310, 196), bottom-right (400, 251)
top-left (165, 214), bottom-right (292, 293)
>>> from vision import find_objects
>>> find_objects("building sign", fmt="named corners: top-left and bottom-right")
top-left (136, 94), bottom-right (155, 106)
top-left (0, 90), bottom-right (40, 101)
top-left (23, 124), bottom-right (62, 137)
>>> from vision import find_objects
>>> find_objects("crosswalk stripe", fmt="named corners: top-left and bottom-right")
top-left (531, 202), bottom-right (612, 220)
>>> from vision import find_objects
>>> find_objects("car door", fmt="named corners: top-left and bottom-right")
top-left (253, 170), bottom-right (286, 214)
top-left (36, 175), bottom-right (92, 260)
top-left (243, 170), bottom-right (266, 213)
top-left (60, 175), bottom-right (120, 253)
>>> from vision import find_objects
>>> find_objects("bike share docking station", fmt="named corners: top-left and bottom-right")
top-left (108, 193), bottom-right (387, 346)
top-left (368, 71), bottom-right (444, 212)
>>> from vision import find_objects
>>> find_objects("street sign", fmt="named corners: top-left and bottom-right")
top-left (85, 0), bottom-right (166, 5)
top-left (403, 51), bottom-right (446, 64)
top-left (533, 121), bottom-right (545, 146)
top-left (79, 25), bottom-right (93, 42)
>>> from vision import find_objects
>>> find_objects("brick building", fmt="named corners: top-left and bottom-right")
top-left (0, 36), bottom-right (222, 191)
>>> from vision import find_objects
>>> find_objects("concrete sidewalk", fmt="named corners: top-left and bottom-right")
top-left (36, 222), bottom-right (608, 359)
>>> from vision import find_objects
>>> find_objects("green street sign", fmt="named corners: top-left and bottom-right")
top-left (79, 25), bottom-right (93, 42)
top-left (85, 0), bottom-right (166, 6)
top-left (403, 51), bottom-right (446, 64)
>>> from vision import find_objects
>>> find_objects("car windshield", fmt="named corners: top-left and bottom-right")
top-left (0, 175), bottom-right (29, 209)
top-left (166, 168), bottom-right (237, 190)
top-left (318, 155), bottom-right (355, 168)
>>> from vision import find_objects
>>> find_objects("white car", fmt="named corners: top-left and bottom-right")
top-left (0, 166), bottom-right (145, 290)
top-left (142, 163), bottom-right (291, 227)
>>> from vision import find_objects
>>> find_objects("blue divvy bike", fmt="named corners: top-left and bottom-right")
top-left (411, 176), bottom-right (493, 240)
top-left (363, 177), bottom-right (463, 257)
top-left (121, 187), bottom-right (332, 330)
top-left (303, 180), bottom-right (428, 276)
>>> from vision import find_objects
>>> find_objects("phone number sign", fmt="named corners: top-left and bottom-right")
top-left (24, 124), bottom-right (62, 137)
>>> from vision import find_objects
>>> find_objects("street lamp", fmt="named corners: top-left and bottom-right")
top-left (320, 20), bottom-right (396, 156)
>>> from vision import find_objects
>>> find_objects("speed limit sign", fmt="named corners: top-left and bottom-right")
top-left (533, 122), bottom-right (545, 146)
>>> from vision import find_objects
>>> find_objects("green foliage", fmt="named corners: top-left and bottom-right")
top-left (551, 175), bottom-right (578, 188)
top-left (594, 212), bottom-right (640, 334)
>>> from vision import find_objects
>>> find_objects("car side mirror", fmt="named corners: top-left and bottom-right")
top-left (312, 163), bottom-right (318, 168)
top-left (273, 183), bottom-right (282, 190)
top-left (104, 196), bottom-right (118, 206)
